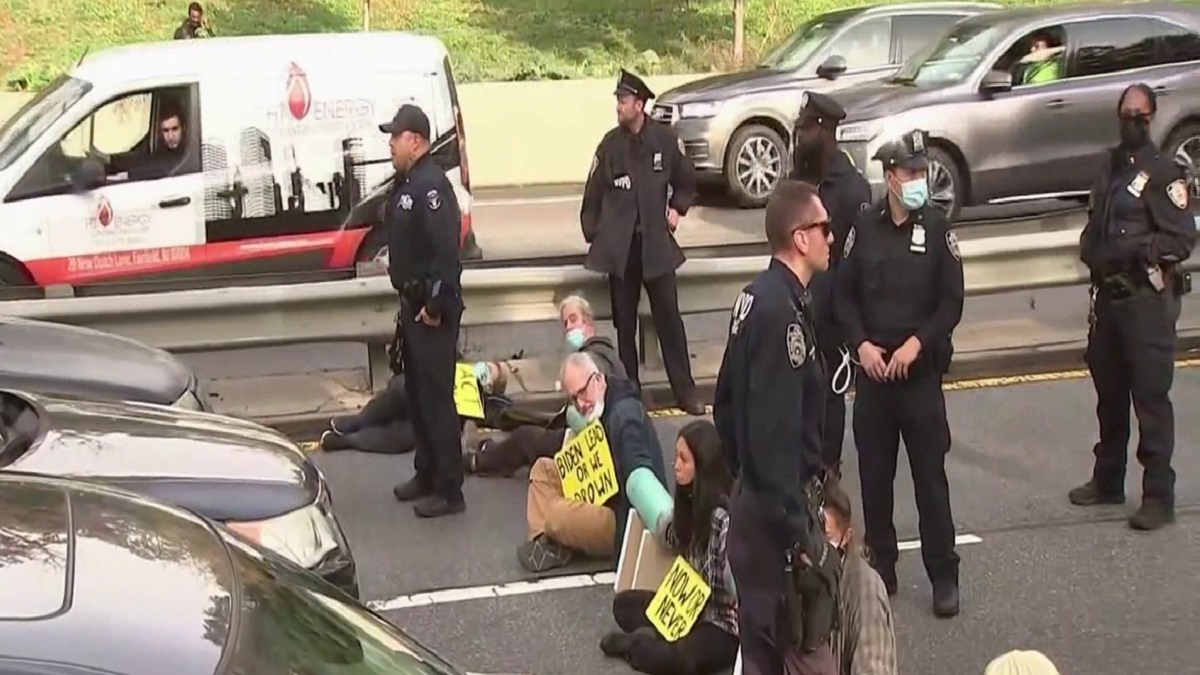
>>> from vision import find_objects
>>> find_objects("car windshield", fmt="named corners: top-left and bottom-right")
top-left (0, 75), bottom-right (92, 172)
top-left (760, 12), bottom-right (853, 70)
top-left (891, 20), bottom-right (1010, 86)
top-left (221, 531), bottom-right (463, 675)
top-left (0, 392), bottom-right (41, 468)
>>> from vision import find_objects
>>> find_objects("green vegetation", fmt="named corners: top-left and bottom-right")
top-left (0, 0), bottom-right (1103, 90)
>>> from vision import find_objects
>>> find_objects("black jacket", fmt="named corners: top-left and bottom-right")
top-left (582, 336), bottom-right (627, 379)
top-left (385, 153), bottom-right (463, 319)
top-left (599, 376), bottom-right (668, 559)
top-left (581, 115), bottom-right (697, 281)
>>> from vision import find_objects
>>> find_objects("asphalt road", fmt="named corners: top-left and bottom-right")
top-left (311, 368), bottom-right (1200, 675)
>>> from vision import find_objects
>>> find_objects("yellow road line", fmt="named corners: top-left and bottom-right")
top-left (295, 358), bottom-right (1200, 451)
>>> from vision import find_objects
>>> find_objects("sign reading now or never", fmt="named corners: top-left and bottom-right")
top-left (646, 556), bottom-right (711, 642)
top-left (453, 363), bottom-right (484, 419)
top-left (553, 420), bottom-right (618, 506)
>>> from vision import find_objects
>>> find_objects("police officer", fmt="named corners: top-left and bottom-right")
top-left (714, 180), bottom-right (841, 674)
top-left (834, 129), bottom-right (964, 618)
top-left (790, 91), bottom-right (872, 477)
top-left (1072, 83), bottom-right (1196, 531)
top-left (581, 68), bottom-right (705, 416)
top-left (380, 104), bottom-right (467, 519)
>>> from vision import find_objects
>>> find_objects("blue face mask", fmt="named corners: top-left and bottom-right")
top-left (898, 178), bottom-right (928, 210)
top-left (565, 328), bottom-right (587, 351)
top-left (566, 405), bottom-right (589, 432)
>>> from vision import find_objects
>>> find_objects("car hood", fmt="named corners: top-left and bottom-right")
top-left (835, 79), bottom-right (962, 123)
top-left (658, 68), bottom-right (819, 103)
top-left (7, 394), bottom-right (317, 520)
top-left (0, 316), bottom-right (191, 405)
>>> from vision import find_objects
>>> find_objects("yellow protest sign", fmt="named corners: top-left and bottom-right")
top-left (553, 420), bottom-right (618, 505)
top-left (453, 363), bottom-right (484, 419)
top-left (645, 556), bottom-right (711, 642)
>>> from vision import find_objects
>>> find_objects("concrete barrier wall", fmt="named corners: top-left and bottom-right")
top-left (0, 73), bottom-right (711, 189)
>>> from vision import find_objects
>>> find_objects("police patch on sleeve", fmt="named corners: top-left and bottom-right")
top-left (677, 137), bottom-right (686, 155)
top-left (589, 154), bottom-right (599, 178)
top-left (843, 226), bottom-right (856, 258)
top-left (427, 189), bottom-right (442, 211)
top-left (946, 230), bottom-right (961, 261)
top-left (1167, 179), bottom-right (1189, 210)
top-left (730, 291), bottom-right (754, 336)
top-left (787, 323), bottom-right (806, 369)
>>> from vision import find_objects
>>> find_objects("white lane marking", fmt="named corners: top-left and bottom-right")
top-left (368, 534), bottom-right (982, 612)
top-left (474, 195), bottom-right (580, 207)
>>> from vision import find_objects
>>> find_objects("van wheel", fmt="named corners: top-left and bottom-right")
top-left (925, 146), bottom-right (963, 222)
top-left (0, 260), bottom-right (31, 286)
top-left (724, 124), bottom-right (787, 209)
top-left (1165, 122), bottom-right (1200, 207)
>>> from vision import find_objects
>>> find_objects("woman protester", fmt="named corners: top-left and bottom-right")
top-left (599, 420), bottom-right (739, 675)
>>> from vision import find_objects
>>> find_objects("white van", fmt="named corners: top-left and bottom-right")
top-left (0, 32), bottom-right (478, 289)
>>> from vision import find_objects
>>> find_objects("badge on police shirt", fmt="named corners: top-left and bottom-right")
top-left (787, 322), bottom-right (806, 369)
top-left (843, 226), bottom-right (856, 259)
top-left (427, 189), bottom-right (442, 211)
top-left (1127, 171), bottom-right (1149, 198)
top-left (910, 224), bottom-right (927, 254)
top-left (400, 194), bottom-right (413, 211)
top-left (1167, 178), bottom-right (1189, 210)
top-left (652, 151), bottom-right (663, 172)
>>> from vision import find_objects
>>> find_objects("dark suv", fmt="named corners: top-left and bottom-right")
top-left (832, 1), bottom-right (1200, 220)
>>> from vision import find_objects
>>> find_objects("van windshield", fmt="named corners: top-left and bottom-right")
top-left (0, 75), bottom-right (92, 172)
top-left (891, 20), bottom-right (1009, 86)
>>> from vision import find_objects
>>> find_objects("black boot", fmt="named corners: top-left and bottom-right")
top-left (1128, 499), bottom-right (1175, 531)
top-left (392, 477), bottom-right (434, 502)
top-left (1068, 480), bottom-right (1125, 506)
top-left (932, 578), bottom-right (960, 618)
top-left (413, 493), bottom-right (466, 518)
top-left (599, 631), bottom-right (635, 658)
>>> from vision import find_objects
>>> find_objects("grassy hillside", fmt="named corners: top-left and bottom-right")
top-left (0, 0), bottom-right (1102, 90)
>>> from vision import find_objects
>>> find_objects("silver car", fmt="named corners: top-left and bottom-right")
top-left (651, 2), bottom-right (998, 207)
top-left (833, 2), bottom-right (1200, 220)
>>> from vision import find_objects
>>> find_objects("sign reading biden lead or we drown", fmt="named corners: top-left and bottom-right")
top-left (554, 420), bottom-right (619, 506)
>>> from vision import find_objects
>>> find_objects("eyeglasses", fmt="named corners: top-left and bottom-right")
top-left (1119, 111), bottom-right (1151, 124)
top-left (569, 372), bottom-right (598, 406)
top-left (796, 220), bottom-right (831, 237)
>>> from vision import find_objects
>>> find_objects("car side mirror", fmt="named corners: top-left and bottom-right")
top-left (816, 55), bottom-right (848, 81)
top-left (980, 69), bottom-right (1013, 94)
top-left (72, 157), bottom-right (106, 191)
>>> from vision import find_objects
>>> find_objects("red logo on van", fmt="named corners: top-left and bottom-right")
top-left (286, 63), bottom-right (313, 120)
top-left (96, 196), bottom-right (113, 228)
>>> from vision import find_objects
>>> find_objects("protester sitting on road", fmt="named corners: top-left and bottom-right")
top-left (983, 650), bottom-right (1061, 675)
top-left (824, 478), bottom-right (898, 675)
top-left (599, 419), bottom-right (739, 675)
top-left (464, 294), bottom-right (626, 476)
top-left (519, 350), bottom-right (667, 572)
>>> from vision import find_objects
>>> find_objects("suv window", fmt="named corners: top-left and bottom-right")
top-left (1142, 18), bottom-right (1200, 66)
top-left (893, 14), bottom-right (971, 63)
top-left (1068, 17), bottom-right (1158, 78)
top-left (826, 16), bottom-right (894, 70)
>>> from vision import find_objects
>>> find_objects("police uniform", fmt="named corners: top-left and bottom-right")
top-left (790, 91), bottom-right (873, 475)
top-left (713, 258), bottom-right (833, 673)
top-left (1073, 91), bottom-right (1196, 530)
top-left (380, 104), bottom-right (467, 518)
top-left (581, 69), bottom-right (704, 415)
top-left (834, 129), bottom-right (964, 616)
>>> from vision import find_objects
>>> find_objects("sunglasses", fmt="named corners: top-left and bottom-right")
top-left (796, 220), bottom-right (831, 236)
top-left (1119, 111), bottom-right (1151, 123)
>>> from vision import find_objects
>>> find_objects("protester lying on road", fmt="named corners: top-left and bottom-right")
top-left (519, 350), bottom-right (667, 572)
top-left (464, 294), bottom-right (626, 476)
top-left (823, 477), bottom-right (898, 675)
top-left (599, 419), bottom-right (739, 675)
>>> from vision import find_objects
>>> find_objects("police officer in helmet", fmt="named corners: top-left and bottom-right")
top-left (790, 90), bottom-right (872, 479)
top-left (715, 180), bottom-right (843, 673)
top-left (834, 129), bottom-right (965, 618)
top-left (1073, 83), bottom-right (1196, 531)
top-left (380, 104), bottom-right (468, 519)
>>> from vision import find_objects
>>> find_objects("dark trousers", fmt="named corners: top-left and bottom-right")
top-left (1085, 289), bottom-right (1180, 503)
top-left (400, 301), bottom-right (465, 499)
top-left (474, 426), bottom-right (566, 475)
top-left (612, 590), bottom-right (739, 675)
top-left (328, 376), bottom-right (418, 454)
top-left (610, 235), bottom-right (696, 401)
top-left (853, 365), bottom-right (958, 585)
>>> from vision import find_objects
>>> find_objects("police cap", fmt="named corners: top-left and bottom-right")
top-left (798, 91), bottom-right (846, 127)
top-left (379, 103), bottom-right (431, 139)
top-left (873, 129), bottom-right (930, 171)
top-left (615, 68), bottom-right (655, 101)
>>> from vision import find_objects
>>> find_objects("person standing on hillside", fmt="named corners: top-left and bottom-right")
top-left (580, 68), bottom-right (705, 416)
top-left (790, 91), bottom-right (872, 479)
top-left (174, 2), bottom-right (214, 39)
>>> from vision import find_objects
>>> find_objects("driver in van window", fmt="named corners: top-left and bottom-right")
top-left (1017, 30), bottom-right (1062, 85)
top-left (127, 106), bottom-right (189, 180)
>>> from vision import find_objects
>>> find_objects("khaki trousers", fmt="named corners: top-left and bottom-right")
top-left (526, 457), bottom-right (616, 557)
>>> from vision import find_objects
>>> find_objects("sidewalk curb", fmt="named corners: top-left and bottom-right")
top-left (258, 332), bottom-right (1200, 442)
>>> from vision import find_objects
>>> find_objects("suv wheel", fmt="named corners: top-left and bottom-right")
top-left (725, 124), bottom-right (786, 209)
top-left (926, 146), bottom-right (963, 222)
top-left (1166, 122), bottom-right (1200, 207)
